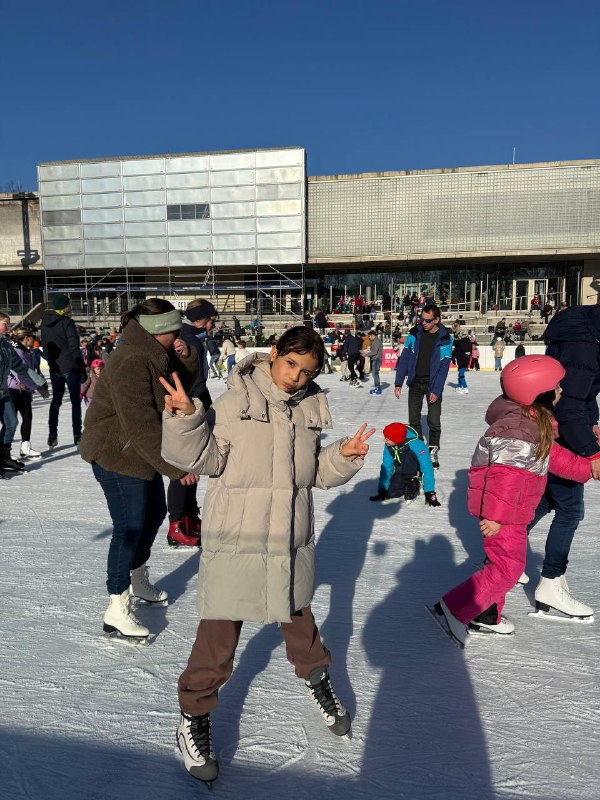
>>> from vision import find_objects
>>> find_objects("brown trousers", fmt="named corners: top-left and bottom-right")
top-left (178, 606), bottom-right (331, 715)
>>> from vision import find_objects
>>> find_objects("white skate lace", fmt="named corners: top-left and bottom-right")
top-left (558, 576), bottom-right (581, 606)
top-left (124, 595), bottom-right (144, 626)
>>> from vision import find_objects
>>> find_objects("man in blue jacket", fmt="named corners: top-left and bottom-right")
top-left (394, 305), bottom-right (452, 468)
top-left (529, 303), bottom-right (600, 621)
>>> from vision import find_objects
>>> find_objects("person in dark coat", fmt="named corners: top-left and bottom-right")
top-left (527, 304), bottom-right (600, 617)
top-left (167, 299), bottom-right (218, 547)
top-left (79, 298), bottom-right (198, 642)
top-left (40, 293), bottom-right (87, 447)
top-left (452, 333), bottom-right (473, 394)
top-left (340, 331), bottom-right (364, 386)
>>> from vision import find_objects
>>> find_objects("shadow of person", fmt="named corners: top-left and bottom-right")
top-left (360, 536), bottom-right (495, 799)
top-left (217, 479), bottom-right (397, 765)
top-left (447, 468), bottom-right (484, 582)
top-left (314, 480), bottom-right (400, 717)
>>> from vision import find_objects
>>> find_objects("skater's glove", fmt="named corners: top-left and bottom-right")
top-left (370, 488), bottom-right (388, 502)
top-left (425, 491), bottom-right (441, 507)
top-left (37, 382), bottom-right (50, 399)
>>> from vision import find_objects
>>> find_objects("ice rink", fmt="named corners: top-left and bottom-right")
top-left (2, 368), bottom-right (599, 800)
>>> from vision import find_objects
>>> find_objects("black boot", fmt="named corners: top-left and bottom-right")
top-left (0, 447), bottom-right (5, 479)
top-left (3, 445), bottom-right (25, 472)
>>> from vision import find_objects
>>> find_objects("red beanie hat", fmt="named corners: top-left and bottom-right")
top-left (382, 423), bottom-right (407, 445)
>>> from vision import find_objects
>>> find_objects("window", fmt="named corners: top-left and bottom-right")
top-left (167, 203), bottom-right (210, 220)
top-left (43, 209), bottom-right (82, 226)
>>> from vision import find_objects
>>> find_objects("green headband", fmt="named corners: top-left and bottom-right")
top-left (137, 310), bottom-right (182, 335)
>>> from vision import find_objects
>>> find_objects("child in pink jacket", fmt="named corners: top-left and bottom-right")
top-left (430, 355), bottom-right (594, 647)
top-left (80, 359), bottom-right (104, 407)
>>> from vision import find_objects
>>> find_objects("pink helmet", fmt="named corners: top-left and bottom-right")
top-left (501, 355), bottom-right (565, 406)
top-left (91, 359), bottom-right (105, 369)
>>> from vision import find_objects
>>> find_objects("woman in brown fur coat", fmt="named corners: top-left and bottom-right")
top-left (80, 298), bottom-right (198, 643)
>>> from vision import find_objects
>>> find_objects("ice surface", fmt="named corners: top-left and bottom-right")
top-left (2, 369), bottom-right (599, 799)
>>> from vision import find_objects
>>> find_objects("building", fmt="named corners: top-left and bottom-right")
top-left (1, 152), bottom-right (599, 325)
top-left (307, 159), bottom-right (600, 314)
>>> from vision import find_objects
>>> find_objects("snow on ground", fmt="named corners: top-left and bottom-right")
top-left (2, 368), bottom-right (600, 800)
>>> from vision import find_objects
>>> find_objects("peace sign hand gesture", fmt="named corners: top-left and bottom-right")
top-left (340, 423), bottom-right (376, 459)
top-left (159, 372), bottom-right (196, 416)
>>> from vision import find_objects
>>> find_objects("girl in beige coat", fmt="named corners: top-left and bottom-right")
top-left (160, 326), bottom-right (374, 785)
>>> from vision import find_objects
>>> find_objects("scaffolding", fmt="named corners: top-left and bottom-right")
top-left (44, 262), bottom-right (304, 330)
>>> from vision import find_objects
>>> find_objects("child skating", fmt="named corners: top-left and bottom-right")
top-left (430, 355), bottom-right (594, 648)
top-left (160, 326), bottom-right (374, 786)
top-left (80, 358), bottom-right (104, 406)
top-left (370, 422), bottom-right (440, 506)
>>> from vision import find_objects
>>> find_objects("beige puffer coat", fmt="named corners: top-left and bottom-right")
top-left (162, 353), bottom-right (363, 623)
top-left (494, 339), bottom-right (506, 358)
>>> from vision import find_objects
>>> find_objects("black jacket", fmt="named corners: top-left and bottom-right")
top-left (179, 321), bottom-right (211, 405)
top-left (453, 337), bottom-right (473, 369)
top-left (40, 311), bottom-right (86, 377)
top-left (544, 305), bottom-right (600, 457)
top-left (340, 334), bottom-right (360, 358)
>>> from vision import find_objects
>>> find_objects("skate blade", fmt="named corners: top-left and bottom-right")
top-left (101, 630), bottom-right (150, 646)
top-left (528, 610), bottom-right (594, 624)
top-left (426, 604), bottom-right (465, 650)
top-left (468, 625), bottom-right (514, 637)
top-left (130, 596), bottom-right (169, 607)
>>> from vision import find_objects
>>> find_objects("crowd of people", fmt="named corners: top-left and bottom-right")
top-left (1, 289), bottom-right (599, 787)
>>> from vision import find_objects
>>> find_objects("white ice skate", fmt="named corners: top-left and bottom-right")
top-left (427, 598), bottom-right (469, 648)
top-left (530, 575), bottom-right (594, 623)
top-left (517, 571), bottom-right (529, 585)
top-left (129, 563), bottom-right (168, 605)
top-left (428, 446), bottom-right (440, 470)
top-left (177, 712), bottom-right (219, 786)
top-left (469, 615), bottom-right (515, 636)
top-left (305, 666), bottom-right (351, 737)
top-left (19, 441), bottom-right (41, 460)
top-left (103, 589), bottom-right (150, 644)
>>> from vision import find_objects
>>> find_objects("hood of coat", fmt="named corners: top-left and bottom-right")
top-left (226, 352), bottom-right (332, 429)
top-left (484, 395), bottom-right (542, 443)
top-left (545, 305), bottom-right (600, 345)
top-left (41, 310), bottom-right (67, 328)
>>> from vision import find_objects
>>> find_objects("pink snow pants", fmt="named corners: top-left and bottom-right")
top-left (443, 524), bottom-right (527, 624)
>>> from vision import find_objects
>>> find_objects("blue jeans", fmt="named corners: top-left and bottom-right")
top-left (227, 354), bottom-right (235, 374)
top-left (209, 354), bottom-right (222, 377)
top-left (457, 367), bottom-right (468, 389)
top-left (49, 370), bottom-right (82, 439)
top-left (371, 359), bottom-right (381, 388)
top-left (0, 394), bottom-right (18, 445)
top-left (92, 463), bottom-right (167, 595)
top-left (494, 357), bottom-right (502, 370)
top-left (528, 473), bottom-right (585, 579)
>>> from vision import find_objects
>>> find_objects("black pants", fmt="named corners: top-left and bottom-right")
top-left (49, 370), bottom-right (82, 438)
top-left (9, 389), bottom-right (33, 441)
top-left (348, 354), bottom-right (364, 380)
top-left (407, 381), bottom-right (442, 448)
top-left (167, 481), bottom-right (200, 522)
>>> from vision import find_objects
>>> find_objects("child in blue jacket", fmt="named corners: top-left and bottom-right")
top-left (370, 422), bottom-right (441, 506)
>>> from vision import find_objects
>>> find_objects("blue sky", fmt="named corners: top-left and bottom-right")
top-left (2, 0), bottom-right (599, 189)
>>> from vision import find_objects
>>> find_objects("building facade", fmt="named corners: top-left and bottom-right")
top-left (1, 153), bottom-right (599, 324)
top-left (306, 159), bottom-right (600, 314)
